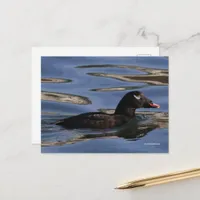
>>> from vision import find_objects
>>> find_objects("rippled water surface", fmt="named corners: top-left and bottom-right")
top-left (41, 56), bottom-right (168, 153)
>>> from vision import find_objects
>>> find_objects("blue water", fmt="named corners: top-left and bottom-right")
top-left (41, 56), bottom-right (168, 153)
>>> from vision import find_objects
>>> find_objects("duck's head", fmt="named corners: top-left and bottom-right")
top-left (117, 91), bottom-right (160, 110)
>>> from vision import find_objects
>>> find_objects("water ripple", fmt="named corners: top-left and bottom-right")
top-left (90, 85), bottom-right (147, 92)
top-left (88, 73), bottom-right (168, 85)
top-left (42, 91), bottom-right (92, 105)
top-left (42, 78), bottom-right (72, 83)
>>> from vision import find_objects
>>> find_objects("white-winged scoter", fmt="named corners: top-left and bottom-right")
top-left (56, 91), bottom-right (160, 129)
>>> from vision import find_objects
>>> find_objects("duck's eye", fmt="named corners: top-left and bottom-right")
top-left (134, 95), bottom-right (141, 100)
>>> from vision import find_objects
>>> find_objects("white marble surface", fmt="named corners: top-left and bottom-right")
top-left (0, 0), bottom-right (200, 199)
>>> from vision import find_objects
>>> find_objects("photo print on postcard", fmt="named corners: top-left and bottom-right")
top-left (41, 55), bottom-right (168, 153)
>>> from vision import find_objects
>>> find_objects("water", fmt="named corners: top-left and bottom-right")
top-left (41, 56), bottom-right (168, 153)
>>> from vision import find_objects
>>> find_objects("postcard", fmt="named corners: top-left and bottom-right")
top-left (32, 47), bottom-right (168, 153)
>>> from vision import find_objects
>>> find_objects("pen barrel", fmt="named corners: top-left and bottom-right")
top-left (117, 168), bottom-right (200, 189)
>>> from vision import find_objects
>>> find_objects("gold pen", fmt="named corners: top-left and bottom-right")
top-left (116, 168), bottom-right (200, 190)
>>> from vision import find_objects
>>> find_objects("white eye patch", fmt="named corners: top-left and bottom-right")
top-left (134, 95), bottom-right (141, 100)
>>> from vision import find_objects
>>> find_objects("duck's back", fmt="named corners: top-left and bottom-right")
top-left (56, 112), bottom-right (129, 129)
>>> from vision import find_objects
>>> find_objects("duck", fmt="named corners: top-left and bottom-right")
top-left (56, 91), bottom-right (160, 129)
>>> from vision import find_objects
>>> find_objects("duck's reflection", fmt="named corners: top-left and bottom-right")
top-left (41, 115), bottom-right (167, 146)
